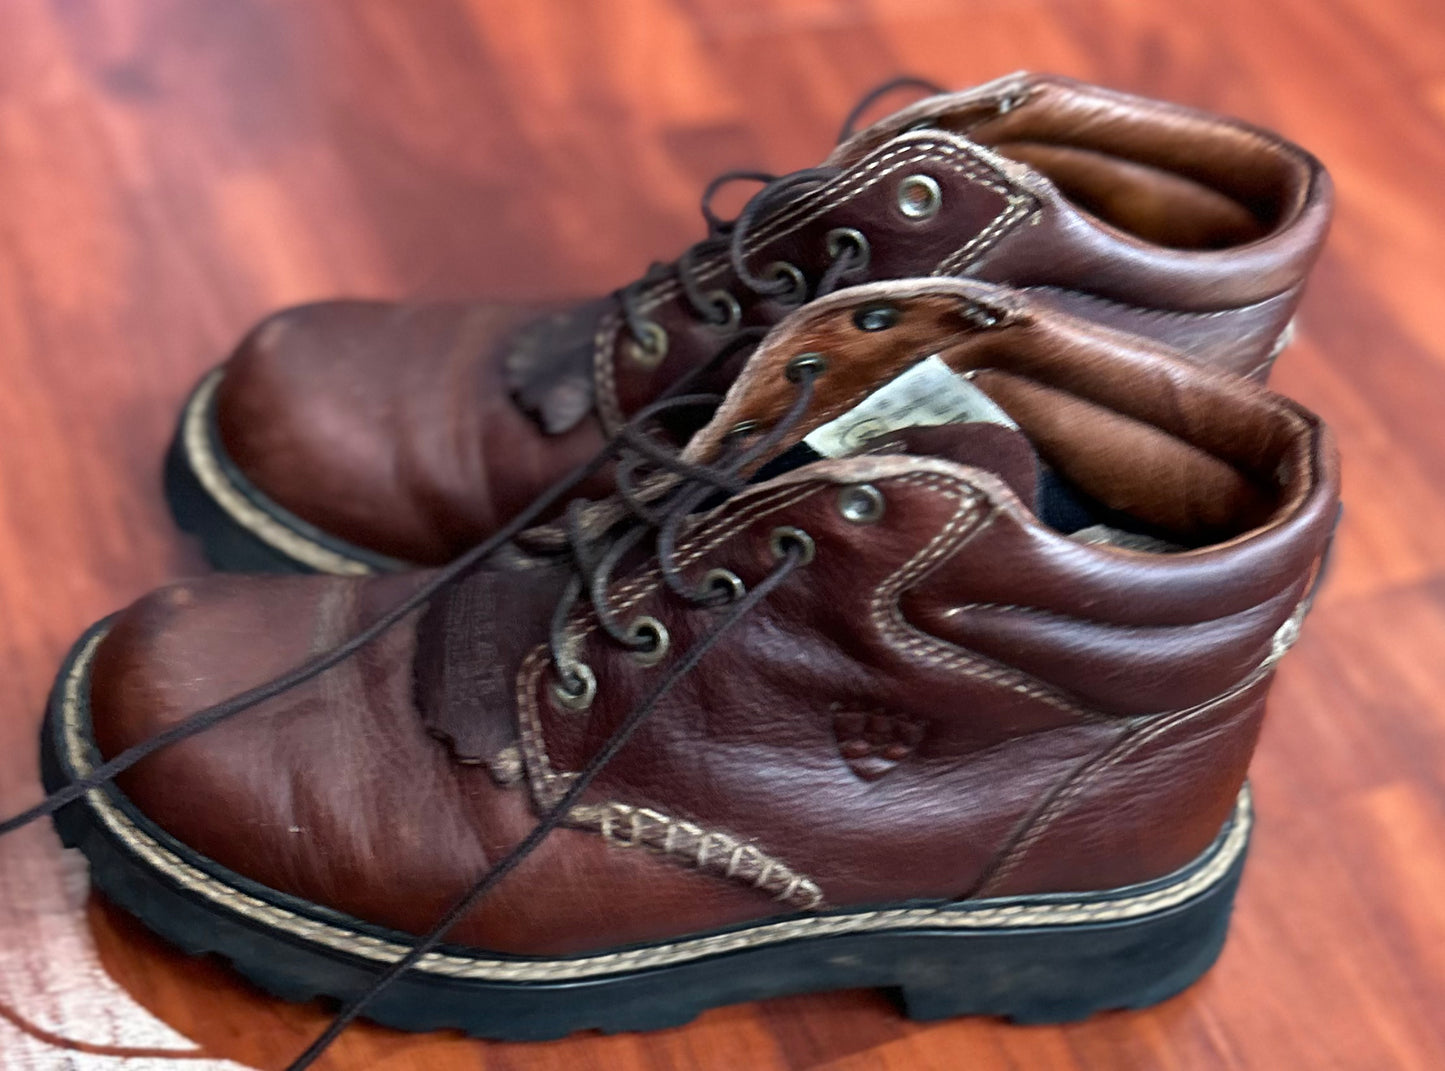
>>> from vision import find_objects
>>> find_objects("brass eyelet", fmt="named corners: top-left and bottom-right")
top-left (837, 484), bottom-right (886, 524)
top-left (784, 352), bottom-right (828, 383)
top-left (897, 174), bottom-right (942, 220)
top-left (769, 526), bottom-right (816, 565)
top-left (825, 227), bottom-right (871, 270)
top-left (853, 303), bottom-right (899, 332)
top-left (624, 320), bottom-right (668, 368)
top-left (626, 616), bottom-right (671, 666)
top-left (704, 290), bottom-right (742, 331)
top-left (551, 662), bottom-right (597, 712)
top-left (698, 567), bottom-right (747, 605)
top-left (765, 261), bottom-right (808, 306)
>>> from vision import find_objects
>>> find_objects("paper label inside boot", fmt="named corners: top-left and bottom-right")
top-left (803, 355), bottom-right (1017, 458)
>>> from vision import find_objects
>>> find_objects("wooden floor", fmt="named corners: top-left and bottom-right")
top-left (2, 0), bottom-right (1444, 1068)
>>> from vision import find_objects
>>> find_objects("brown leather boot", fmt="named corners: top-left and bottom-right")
top-left (166, 73), bottom-right (1332, 573)
top-left (40, 280), bottom-right (1339, 1054)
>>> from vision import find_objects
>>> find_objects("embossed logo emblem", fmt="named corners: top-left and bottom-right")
top-left (832, 710), bottom-right (924, 781)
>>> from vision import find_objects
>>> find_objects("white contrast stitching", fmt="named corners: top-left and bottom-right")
top-left (593, 138), bottom-right (1035, 432)
top-left (867, 473), bottom-right (1089, 713)
top-left (569, 802), bottom-right (824, 909)
top-left (180, 371), bottom-right (376, 576)
top-left (58, 631), bottom-right (1252, 983)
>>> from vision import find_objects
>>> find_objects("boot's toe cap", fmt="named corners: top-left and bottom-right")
top-left (82, 573), bottom-right (492, 934)
top-left (210, 300), bottom-right (553, 564)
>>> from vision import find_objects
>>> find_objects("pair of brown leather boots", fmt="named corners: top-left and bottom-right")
top-left (16, 72), bottom-right (1340, 1065)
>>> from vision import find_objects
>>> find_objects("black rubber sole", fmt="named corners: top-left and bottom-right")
top-left (163, 420), bottom-right (316, 574)
top-left (41, 622), bottom-right (1247, 1041)
top-left (163, 372), bottom-right (404, 575)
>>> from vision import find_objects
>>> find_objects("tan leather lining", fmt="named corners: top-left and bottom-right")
top-left (994, 142), bottom-right (1268, 249)
top-left (966, 80), bottom-right (1312, 248)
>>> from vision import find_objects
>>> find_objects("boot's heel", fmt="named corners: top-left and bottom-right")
top-left (896, 847), bottom-right (1244, 1024)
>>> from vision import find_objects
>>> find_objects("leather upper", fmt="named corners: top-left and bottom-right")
top-left (99, 281), bottom-right (1341, 956)
top-left (214, 301), bottom-right (614, 563)
top-left (212, 72), bottom-right (1332, 565)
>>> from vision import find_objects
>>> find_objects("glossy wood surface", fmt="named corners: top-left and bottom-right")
top-left (2, 1), bottom-right (1444, 1068)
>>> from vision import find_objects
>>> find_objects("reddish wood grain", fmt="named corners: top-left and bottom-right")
top-left (1, 0), bottom-right (1443, 1068)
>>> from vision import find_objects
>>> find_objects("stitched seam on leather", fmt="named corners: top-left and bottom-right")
top-left (979, 589), bottom-right (1319, 896)
top-left (571, 484), bottom-right (820, 653)
top-left (973, 593), bottom-right (1308, 878)
top-left (569, 802), bottom-right (824, 909)
top-left (180, 371), bottom-right (376, 576)
top-left (516, 645), bottom-right (573, 802)
top-left (869, 474), bottom-right (1092, 714)
top-left (58, 636), bottom-right (1252, 982)
top-left (58, 632), bottom-right (1251, 980)
top-left (517, 483), bottom-right (824, 805)
top-left (943, 587), bottom-right (1298, 630)
top-left (592, 139), bottom-right (1028, 432)
top-left (593, 309), bottom-right (628, 433)
top-left (933, 193), bottom-right (1033, 275)
top-left (979, 672), bottom-right (1270, 896)
top-left (1242, 320), bottom-right (1297, 379)
top-left (1019, 284), bottom-right (1301, 322)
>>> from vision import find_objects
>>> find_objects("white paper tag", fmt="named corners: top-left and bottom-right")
top-left (803, 355), bottom-right (1017, 458)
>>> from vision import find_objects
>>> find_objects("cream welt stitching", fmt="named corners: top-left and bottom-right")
top-left (59, 631), bottom-right (1252, 981)
top-left (180, 371), bottom-right (375, 577)
top-left (593, 139), bottom-right (1027, 430)
top-left (568, 802), bottom-right (823, 909)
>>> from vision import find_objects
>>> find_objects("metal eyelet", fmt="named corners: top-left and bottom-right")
top-left (837, 484), bottom-right (885, 524)
top-left (704, 290), bottom-right (742, 331)
top-left (853, 303), bottom-right (899, 332)
top-left (623, 320), bottom-right (668, 368)
top-left (551, 662), bottom-right (597, 712)
top-left (765, 261), bottom-right (808, 306)
top-left (784, 352), bottom-right (828, 383)
top-left (897, 174), bottom-right (942, 221)
top-left (698, 567), bottom-right (747, 605)
top-left (825, 227), bottom-right (871, 271)
top-left (997, 89), bottom-right (1029, 115)
top-left (626, 616), bottom-right (671, 667)
top-left (962, 300), bottom-right (1003, 329)
top-left (769, 526), bottom-right (816, 565)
